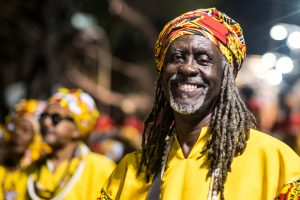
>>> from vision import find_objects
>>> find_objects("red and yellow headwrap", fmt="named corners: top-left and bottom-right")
top-left (155, 7), bottom-right (246, 73)
top-left (48, 87), bottom-right (100, 137)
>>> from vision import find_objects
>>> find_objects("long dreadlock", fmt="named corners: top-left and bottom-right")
top-left (138, 78), bottom-right (175, 180)
top-left (139, 57), bottom-right (257, 199)
top-left (204, 59), bottom-right (257, 199)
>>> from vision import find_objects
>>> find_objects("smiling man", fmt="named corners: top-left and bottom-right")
top-left (99, 8), bottom-right (300, 200)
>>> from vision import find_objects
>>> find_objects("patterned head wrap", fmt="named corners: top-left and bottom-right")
top-left (5, 99), bottom-right (51, 168)
top-left (6, 99), bottom-right (47, 133)
top-left (155, 7), bottom-right (246, 73)
top-left (48, 87), bottom-right (100, 137)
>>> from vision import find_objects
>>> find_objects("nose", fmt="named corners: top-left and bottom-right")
top-left (13, 128), bottom-right (23, 138)
top-left (178, 58), bottom-right (198, 77)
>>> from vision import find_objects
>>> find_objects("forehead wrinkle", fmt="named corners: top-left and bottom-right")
top-left (169, 40), bottom-right (188, 51)
top-left (175, 35), bottom-right (213, 48)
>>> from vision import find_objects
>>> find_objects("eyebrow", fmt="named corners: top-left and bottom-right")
top-left (168, 46), bottom-right (187, 53)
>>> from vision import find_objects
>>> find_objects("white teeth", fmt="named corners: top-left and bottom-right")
top-left (178, 83), bottom-right (198, 91)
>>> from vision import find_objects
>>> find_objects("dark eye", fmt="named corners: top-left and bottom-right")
top-left (196, 54), bottom-right (211, 65)
top-left (171, 53), bottom-right (184, 63)
top-left (52, 114), bottom-right (63, 125)
top-left (15, 125), bottom-right (33, 134)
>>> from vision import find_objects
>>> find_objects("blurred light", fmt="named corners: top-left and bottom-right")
top-left (286, 31), bottom-right (300, 49)
top-left (261, 52), bottom-right (277, 69)
top-left (270, 25), bottom-right (288, 40)
top-left (275, 56), bottom-right (294, 74)
top-left (121, 99), bottom-right (136, 114)
top-left (71, 13), bottom-right (97, 30)
top-left (242, 55), bottom-right (269, 79)
top-left (265, 69), bottom-right (282, 85)
top-left (4, 82), bottom-right (26, 108)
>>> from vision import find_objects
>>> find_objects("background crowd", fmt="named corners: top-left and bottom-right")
top-left (0, 1), bottom-right (300, 197)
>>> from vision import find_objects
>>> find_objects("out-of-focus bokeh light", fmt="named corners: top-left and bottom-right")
top-left (270, 24), bottom-right (288, 40)
top-left (275, 56), bottom-right (294, 74)
top-left (287, 31), bottom-right (300, 50)
top-left (261, 52), bottom-right (277, 69)
top-left (71, 12), bottom-right (97, 30)
top-left (266, 69), bottom-right (282, 85)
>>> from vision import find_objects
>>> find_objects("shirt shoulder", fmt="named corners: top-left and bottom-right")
top-left (99, 150), bottom-right (149, 200)
top-left (248, 129), bottom-right (298, 154)
top-left (247, 129), bottom-right (300, 187)
top-left (85, 152), bottom-right (116, 167)
top-left (104, 150), bottom-right (141, 180)
top-left (83, 152), bottom-right (116, 182)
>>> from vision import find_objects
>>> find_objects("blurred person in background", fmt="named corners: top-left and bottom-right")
top-left (89, 114), bottom-right (126, 163)
top-left (0, 124), bottom-right (8, 163)
top-left (239, 85), bottom-right (262, 127)
top-left (271, 81), bottom-right (300, 153)
top-left (27, 88), bottom-right (115, 200)
top-left (99, 8), bottom-right (300, 200)
top-left (89, 107), bottom-right (143, 163)
top-left (0, 99), bottom-right (50, 200)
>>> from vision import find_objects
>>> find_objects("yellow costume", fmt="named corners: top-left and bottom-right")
top-left (100, 128), bottom-right (300, 200)
top-left (0, 166), bottom-right (29, 200)
top-left (27, 143), bottom-right (115, 200)
top-left (0, 99), bottom-right (50, 200)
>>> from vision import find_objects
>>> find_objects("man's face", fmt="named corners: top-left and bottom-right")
top-left (161, 35), bottom-right (224, 115)
top-left (7, 117), bottom-right (35, 155)
top-left (40, 105), bottom-right (79, 149)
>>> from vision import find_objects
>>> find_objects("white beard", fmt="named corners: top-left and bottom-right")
top-left (169, 88), bottom-right (207, 115)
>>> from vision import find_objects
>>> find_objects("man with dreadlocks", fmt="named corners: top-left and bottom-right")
top-left (98, 8), bottom-right (300, 200)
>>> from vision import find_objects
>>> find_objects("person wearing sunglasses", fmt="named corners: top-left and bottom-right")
top-left (26, 87), bottom-right (115, 200)
top-left (0, 99), bottom-right (50, 200)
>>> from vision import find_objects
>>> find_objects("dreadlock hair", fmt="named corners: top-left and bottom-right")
top-left (138, 77), bottom-right (175, 181)
top-left (204, 58), bottom-right (257, 199)
top-left (139, 57), bottom-right (257, 200)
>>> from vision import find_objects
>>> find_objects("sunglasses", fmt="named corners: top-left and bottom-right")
top-left (39, 113), bottom-right (74, 126)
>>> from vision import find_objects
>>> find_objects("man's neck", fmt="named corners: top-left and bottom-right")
top-left (49, 142), bottom-right (79, 170)
top-left (174, 112), bottom-right (212, 158)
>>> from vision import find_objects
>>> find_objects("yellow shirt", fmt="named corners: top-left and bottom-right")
top-left (0, 166), bottom-right (29, 200)
top-left (100, 128), bottom-right (300, 200)
top-left (27, 150), bottom-right (115, 200)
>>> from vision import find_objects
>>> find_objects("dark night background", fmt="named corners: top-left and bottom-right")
top-left (1, 0), bottom-right (300, 121)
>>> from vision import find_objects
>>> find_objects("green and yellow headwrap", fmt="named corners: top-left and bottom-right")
top-left (49, 87), bottom-right (100, 137)
top-left (155, 7), bottom-right (246, 73)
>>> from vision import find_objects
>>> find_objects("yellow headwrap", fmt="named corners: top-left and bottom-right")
top-left (5, 99), bottom-right (51, 168)
top-left (48, 87), bottom-right (100, 137)
top-left (6, 99), bottom-right (47, 134)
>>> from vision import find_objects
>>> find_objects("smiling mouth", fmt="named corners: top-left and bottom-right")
top-left (171, 81), bottom-right (205, 94)
top-left (177, 83), bottom-right (202, 91)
